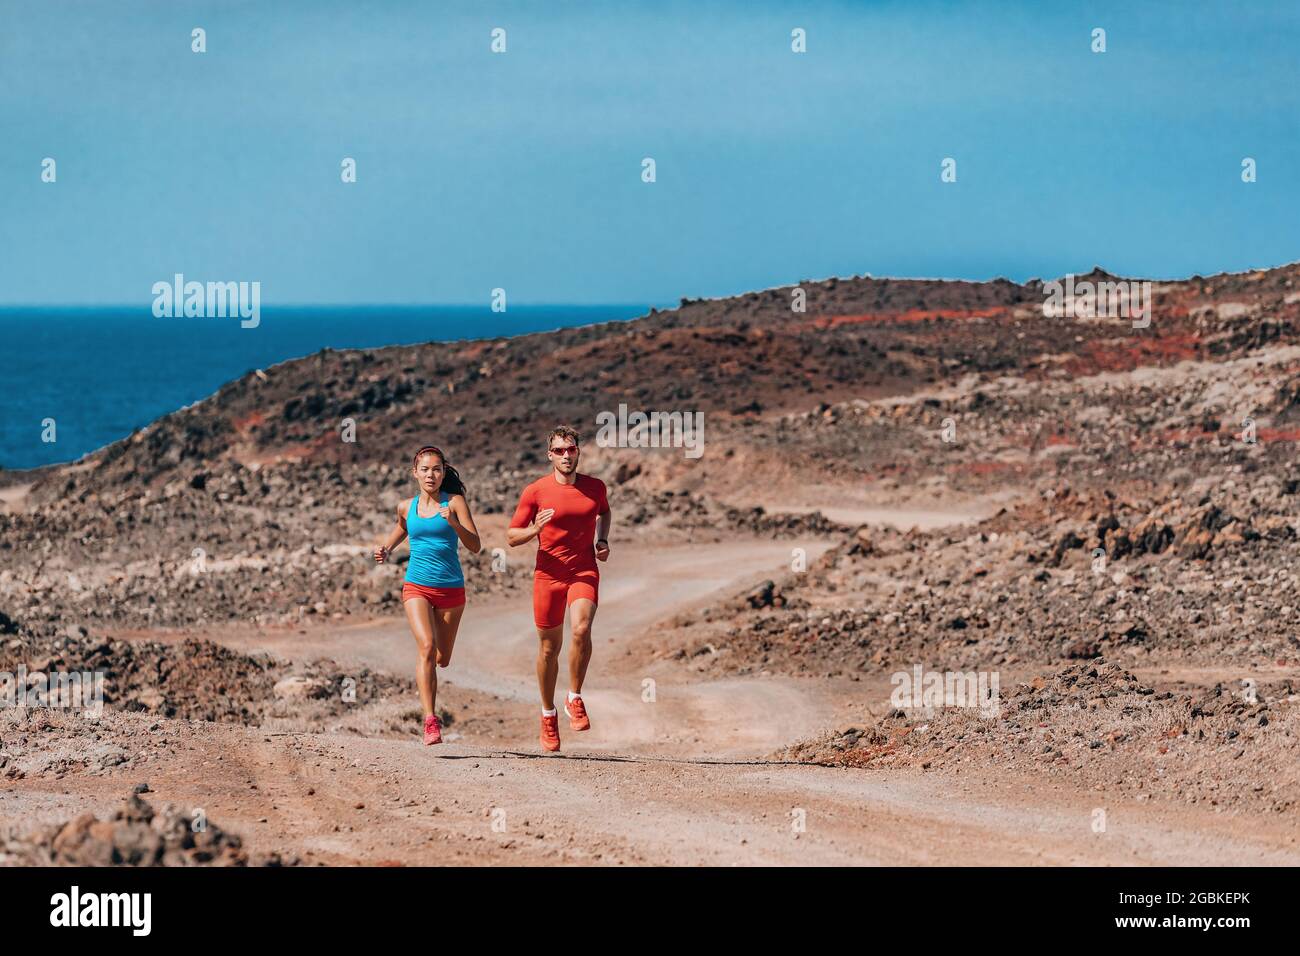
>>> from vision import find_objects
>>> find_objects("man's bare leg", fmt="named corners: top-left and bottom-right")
top-left (567, 599), bottom-right (596, 695)
top-left (536, 624), bottom-right (564, 711)
top-left (564, 599), bottom-right (596, 731)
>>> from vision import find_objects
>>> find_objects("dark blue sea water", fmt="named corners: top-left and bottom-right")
top-left (0, 305), bottom-right (654, 470)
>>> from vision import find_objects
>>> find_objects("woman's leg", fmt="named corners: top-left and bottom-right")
top-left (403, 597), bottom-right (437, 715)
top-left (432, 604), bottom-right (465, 669)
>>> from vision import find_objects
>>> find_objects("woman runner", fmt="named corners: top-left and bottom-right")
top-left (374, 445), bottom-right (481, 744)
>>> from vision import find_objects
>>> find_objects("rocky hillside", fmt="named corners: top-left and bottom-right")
top-left (3, 262), bottom-right (1300, 639)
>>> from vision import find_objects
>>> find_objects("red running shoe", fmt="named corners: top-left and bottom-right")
top-left (565, 695), bottom-right (591, 731)
top-left (540, 712), bottom-right (561, 752)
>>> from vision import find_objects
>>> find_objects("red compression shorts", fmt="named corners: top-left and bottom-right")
top-left (532, 570), bottom-right (598, 629)
top-left (401, 582), bottom-right (466, 609)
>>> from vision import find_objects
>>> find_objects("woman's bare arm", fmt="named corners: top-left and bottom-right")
top-left (374, 501), bottom-right (409, 562)
top-left (442, 494), bottom-right (482, 554)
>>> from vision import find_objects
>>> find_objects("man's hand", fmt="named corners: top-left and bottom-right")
top-left (534, 508), bottom-right (555, 533)
top-left (595, 538), bottom-right (610, 562)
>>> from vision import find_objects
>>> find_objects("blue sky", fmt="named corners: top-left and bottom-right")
top-left (2, 0), bottom-right (1297, 306)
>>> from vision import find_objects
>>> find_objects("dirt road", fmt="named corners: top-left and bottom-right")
top-left (5, 538), bottom-right (1298, 865)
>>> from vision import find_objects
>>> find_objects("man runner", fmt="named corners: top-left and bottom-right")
top-left (507, 425), bottom-right (611, 752)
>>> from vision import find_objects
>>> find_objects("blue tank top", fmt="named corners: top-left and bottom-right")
top-left (404, 495), bottom-right (465, 587)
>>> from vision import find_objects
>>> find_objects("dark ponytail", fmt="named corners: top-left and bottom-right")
top-left (441, 463), bottom-right (466, 497)
top-left (412, 445), bottom-right (468, 498)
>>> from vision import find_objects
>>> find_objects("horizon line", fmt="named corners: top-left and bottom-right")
top-left (0, 301), bottom-right (664, 311)
top-left (4, 256), bottom-right (1300, 314)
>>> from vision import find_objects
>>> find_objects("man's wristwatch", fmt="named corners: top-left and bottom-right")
top-left (596, 538), bottom-right (608, 546)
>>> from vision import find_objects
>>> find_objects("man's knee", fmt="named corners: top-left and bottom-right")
top-left (538, 633), bottom-right (563, 661)
top-left (571, 618), bottom-right (592, 643)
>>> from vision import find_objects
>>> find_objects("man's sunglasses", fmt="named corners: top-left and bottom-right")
top-left (549, 445), bottom-right (579, 456)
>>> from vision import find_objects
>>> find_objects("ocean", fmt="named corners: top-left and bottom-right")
top-left (0, 305), bottom-right (653, 471)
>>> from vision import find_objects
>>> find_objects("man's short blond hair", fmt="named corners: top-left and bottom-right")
top-left (548, 425), bottom-right (581, 447)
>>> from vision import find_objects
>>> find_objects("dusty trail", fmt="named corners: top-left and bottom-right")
top-left (8, 536), bottom-right (1299, 865)
top-left (223, 540), bottom-right (840, 759)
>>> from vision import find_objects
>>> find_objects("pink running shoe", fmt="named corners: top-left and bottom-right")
top-left (423, 714), bottom-right (443, 746)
